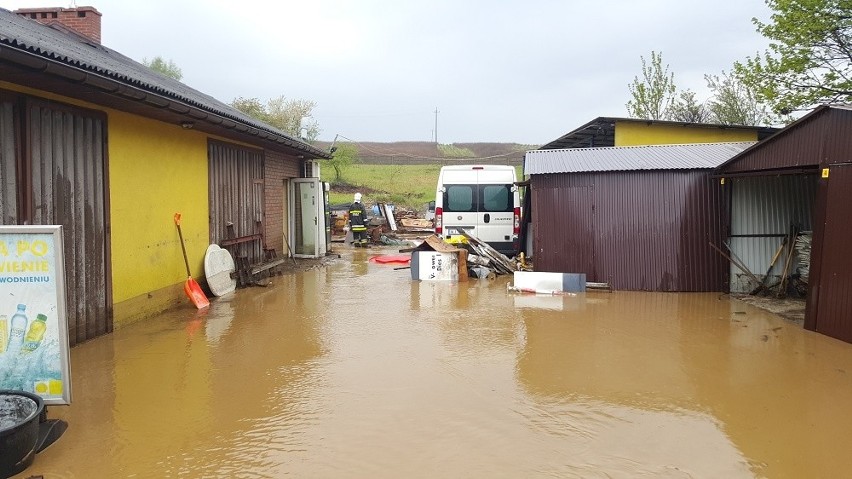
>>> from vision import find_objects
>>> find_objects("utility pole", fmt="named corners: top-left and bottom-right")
top-left (434, 108), bottom-right (439, 144)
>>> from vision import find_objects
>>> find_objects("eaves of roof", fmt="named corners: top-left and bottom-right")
top-left (714, 104), bottom-right (852, 175)
top-left (0, 8), bottom-right (330, 159)
top-left (540, 116), bottom-right (779, 151)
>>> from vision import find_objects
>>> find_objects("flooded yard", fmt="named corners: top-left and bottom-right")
top-left (17, 246), bottom-right (852, 478)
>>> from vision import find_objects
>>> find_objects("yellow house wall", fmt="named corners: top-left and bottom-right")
top-left (0, 81), bottom-right (212, 326)
top-left (108, 113), bottom-right (209, 302)
top-left (614, 121), bottom-right (758, 146)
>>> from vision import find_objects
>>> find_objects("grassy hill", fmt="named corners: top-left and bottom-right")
top-left (314, 141), bottom-right (536, 164)
top-left (316, 141), bottom-right (534, 213)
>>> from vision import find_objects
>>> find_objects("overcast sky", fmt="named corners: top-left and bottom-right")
top-left (6, 0), bottom-right (773, 145)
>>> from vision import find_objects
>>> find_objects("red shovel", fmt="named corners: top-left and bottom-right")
top-left (174, 213), bottom-right (210, 309)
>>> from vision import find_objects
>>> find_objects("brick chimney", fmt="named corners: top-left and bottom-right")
top-left (14, 6), bottom-right (102, 44)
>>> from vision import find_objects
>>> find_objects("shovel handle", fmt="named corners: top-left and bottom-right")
top-left (174, 213), bottom-right (192, 277)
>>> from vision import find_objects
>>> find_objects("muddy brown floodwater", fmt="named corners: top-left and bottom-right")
top-left (16, 247), bottom-right (852, 478)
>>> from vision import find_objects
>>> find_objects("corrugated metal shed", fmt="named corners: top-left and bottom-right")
top-left (527, 143), bottom-right (748, 292)
top-left (716, 104), bottom-right (852, 344)
top-left (531, 170), bottom-right (727, 292)
top-left (526, 142), bottom-right (754, 175)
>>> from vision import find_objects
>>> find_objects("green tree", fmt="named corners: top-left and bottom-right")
top-left (735, 0), bottom-right (852, 114)
top-left (230, 95), bottom-right (320, 141)
top-left (626, 51), bottom-right (677, 120)
top-left (230, 97), bottom-right (268, 122)
top-left (142, 56), bottom-right (182, 81)
top-left (668, 89), bottom-right (711, 123)
top-left (326, 142), bottom-right (358, 183)
top-left (705, 71), bottom-right (775, 125)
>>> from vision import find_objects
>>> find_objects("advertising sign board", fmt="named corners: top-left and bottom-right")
top-left (0, 226), bottom-right (72, 405)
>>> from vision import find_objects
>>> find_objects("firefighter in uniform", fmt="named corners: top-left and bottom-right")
top-left (348, 192), bottom-right (368, 247)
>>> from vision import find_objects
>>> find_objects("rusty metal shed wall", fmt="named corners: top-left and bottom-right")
top-left (719, 106), bottom-right (852, 174)
top-left (531, 170), bottom-right (726, 291)
top-left (532, 173), bottom-right (596, 279)
top-left (811, 164), bottom-right (852, 341)
top-left (821, 107), bottom-right (852, 165)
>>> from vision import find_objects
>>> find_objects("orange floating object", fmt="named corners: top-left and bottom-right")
top-left (369, 254), bottom-right (411, 264)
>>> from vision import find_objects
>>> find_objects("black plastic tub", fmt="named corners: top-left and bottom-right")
top-left (0, 390), bottom-right (44, 478)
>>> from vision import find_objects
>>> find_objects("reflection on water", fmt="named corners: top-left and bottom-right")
top-left (19, 249), bottom-right (852, 478)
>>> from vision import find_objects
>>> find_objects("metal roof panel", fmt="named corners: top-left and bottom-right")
top-left (525, 142), bottom-right (755, 174)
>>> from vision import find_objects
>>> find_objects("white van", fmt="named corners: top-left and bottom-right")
top-left (434, 165), bottom-right (520, 256)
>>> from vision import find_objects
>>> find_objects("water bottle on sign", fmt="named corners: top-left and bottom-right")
top-left (22, 314), bottom-right (48, 353)
top-left (8, 304), bottom-right (28, 353)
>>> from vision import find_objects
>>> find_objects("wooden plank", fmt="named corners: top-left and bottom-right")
top-left (457, 249), bottom-right (468, 282)
top-left (400, 218), bottom-right (433, 228)
top-left (250, 257), bottom-right (289, 275)
top-left (383, 203), bottom-right (397, 231)
top-left (221, 233), bottom-right (263, 247)
top-left (461, 230), bottom-right (516, 274)
top-left (586, 282), bottom-right (613, 292)
top-left (421, 234), bottom-right (461, 253)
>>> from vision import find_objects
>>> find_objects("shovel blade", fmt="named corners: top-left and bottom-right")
top-left (184, 277), bottom-right (210, 309)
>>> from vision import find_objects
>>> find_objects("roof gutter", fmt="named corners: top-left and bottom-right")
top-left (710, 166), bottom-right (819, 179)
top-left (0, 44), bottom-right (331, 159)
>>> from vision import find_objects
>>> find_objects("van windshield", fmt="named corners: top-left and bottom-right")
top-left (444, 184), bottom-right (512, 212)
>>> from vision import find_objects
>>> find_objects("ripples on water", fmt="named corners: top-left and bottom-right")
top-left (20, 250), bottom-right (852, 478)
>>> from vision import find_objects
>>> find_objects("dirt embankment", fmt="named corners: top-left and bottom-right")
top-left (733, 294), bottom-right (806, 326)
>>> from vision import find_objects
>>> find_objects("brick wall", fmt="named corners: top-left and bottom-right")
top-left (264, 151), bottom-right (302, 256)
top-left (15, 7), bottom-right (102, 44)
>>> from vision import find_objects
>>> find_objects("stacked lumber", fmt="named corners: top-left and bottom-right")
top-left (794, 232), bottom-right (812, 283)
top-left (459, 230), bottom-right (516, 275)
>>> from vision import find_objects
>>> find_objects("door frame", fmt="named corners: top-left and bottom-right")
top-left (290, 177), bottom-right (321, 258)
